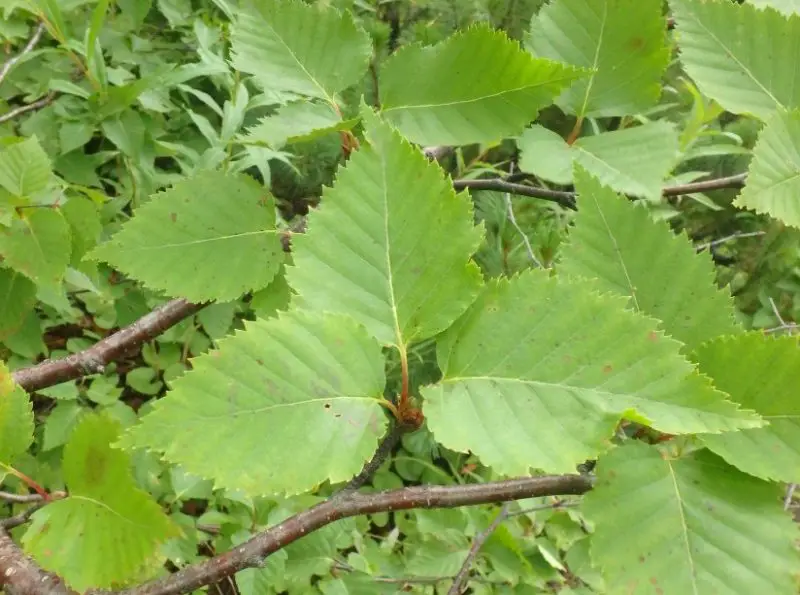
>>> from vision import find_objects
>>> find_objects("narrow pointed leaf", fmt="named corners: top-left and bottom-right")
top-left (559, 167), bottom-right (739, 349)
top-left (286, 110), bottom-right (484, 347)
top-left (671, 0), bottom-right (800, 120)
top-left (380, 24), bottom-right (583, 146)
top-left (0, 361), bottom-right (34, 464)
top-left (0, 209), bottom-right (71, 289)
top-left (696, 333), bottom-right (800, 482)
top-left (735, 109), bottom-right (800, 228)
top-left (0, 137), bottom-right (53, 197)
top-left (230, 0), bottom-right (371, 100)
top-left (119, 311), bottom-right (389, 497)
top-left (583, 443), bottom-right (798, 594)
top-left (526, 0), bottom-right (669, 117)
top-left (245, 102), bottom-right (355, 149)
top-left (22, 415), bottom-right (177, 591)
top-left (519, 123), bottom-right (679, 199)
top-left (89, 170), bottom-right (284, 302)
top-left (423, 271), bottom-right (759, 477)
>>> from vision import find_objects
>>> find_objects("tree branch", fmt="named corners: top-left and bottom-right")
top-left (0, 529), bottom-right (73, 595)
top-left (0, 23), bottom-right (45, 86)
top-left (448, 503), bottom-right (510, 595)
top-left (0, 93), bottom-right (57, 125)
top-left (12, 299), bottom-right (205, 393)
top-left (336, 422), bottom-right (407, 496)
top-left (102, 474), bottom-right (592, 595)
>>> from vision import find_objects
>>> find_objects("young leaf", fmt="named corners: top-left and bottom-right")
top-left (245, 101), bottom-right (354, 149)
top-left (119, 311), bottom-right (389, 497)
top-left (0, 209), bottom-right (71, 290)
top-left (696, 333), bottom-right (800, 483)
top-left (559, 166), bottom-right (739, 350)
top-left (22, 414), bottom-right (177, 591)
top-left (422, 271), bottom-right (759, 476)
top-left (0, 268), bottom-right (38, 341)
top-left (0, 137), bottom-right (53, 197)
top-left (671, 0), bottom-right (800, 120)
top-left (0, 360), bottom-right (34, 465)
top-left (583, 442), bottom-right (798, 594)
top-left (230, 0), bottom-right (371, 101)
top-left (526, 0), bottom-right (669, 118)
top-left (89, 170), bottom-right (284, 302)
top-left (286, 110), bottom-right (484, 348)
top-left (380, 24), bottom-right (583, 146)
top-left (518, 122), bottom-right (680, 199)
top-left (734, 109), bottom-right (800, 228)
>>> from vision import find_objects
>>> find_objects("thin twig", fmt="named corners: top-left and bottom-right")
top-left (98, 474), bottom-right (592, 595)
top-left (1, 501), bottom-right (47, 530)
top-left (695, 230), bottom-right (766, 252)
top-left (331, 561), bottom-right (508, 586)
top-left (12, 299), bottom-right (205, 393)
top-left (0, 93), bottom-right (57, 125)
top-left (337, 423), bottom-right (406, 496)
top-left (0, 492), bottom-right (42, 504)
top-left (507, 499), bottom-right (580, 518)
top-left (502, 164), bottom-right (543, 268)
top-left (423, 146), bottom-right (451, 160)
top-left (0, 23), bottom-right (45, 87)
top-left (448, 503), bottom-right (510, 595)
top-left (784, 484), bottom-right (796, 511)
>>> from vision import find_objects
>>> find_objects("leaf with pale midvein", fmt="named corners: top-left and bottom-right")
top-left (518, 123), bottom-right (680, 199)
top-left (695, 333), bottom-right (800, 482)
top-left (89, 170), bottom-right (283, 302)
top-left (0, 137), bottom-right (53, 197)
top-left (119, 311), bottom-right (388, 497)
top-left (422, 271), bottom-right (759, 475)
top-left (671, 0), bottom-right (800, 120)
top-left (0, 360), bottom-right (34, 465)
top-left (379, 24), bottom-right (584, 146)
top-left (0, 209), bottom-right (71, 290)
top-left (734, 109), bottom-right (800, 228)
top-left (559, 167), bottom-right (739, 350)
top-left (526, 0), bottom-right (669, 118)
top-left (22, 414), bottom-right (177, 591)
top-left (286, 110), bottom-right (484, 348)
top-left (230, 0), bottom-right (371, 101)
top-left (583, 442), bottom-right (798, 594)
top-left (245, 102), bottom-right (355, 149)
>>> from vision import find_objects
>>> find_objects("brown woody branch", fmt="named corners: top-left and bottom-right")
top-left (0, 93), bottom-right (57, 125)
top-left (100, 474), bottom-right (592, 595)
top-left (448, 503), bottom-right (510, 595)
top-left (0, 529), bottom-right (72, 595)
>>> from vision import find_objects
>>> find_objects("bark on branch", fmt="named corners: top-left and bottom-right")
top-left (0, 529), bottom-right (72, 595)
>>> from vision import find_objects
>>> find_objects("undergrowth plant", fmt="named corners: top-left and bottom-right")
top-left (0, 0), bottom-right (799, 593)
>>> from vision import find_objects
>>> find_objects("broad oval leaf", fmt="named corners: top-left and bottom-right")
top-left (119, 310), bottom-right (389, 497)
top-left (583, 442), bottom-right (798, 594)
top-left (0, 360), bottom-right (34, 465)
top-left (0, 268), bottom-right (38, 341)
top-left (0, 209), bottom-right (71, 290)
top-left (672, 0), bottom-right (800, 120)
top-left (380, 24), bottom-right (584, 146)
top-left (735, 109), bottom-right (800, 228)
top-left (697, 333), bottom-right (800, 482)
top-left (423, 271), bottom-right (760, 476)
top-left (749, 0), bottom-right (800, 16)
top-left (286, 110), bottom-right (484, 347)
top-left (559, 166), bottom-right (740, 350)
top-left (89, 170), bottom-right (284, 302)
top-left (526, 0), bottom-right (670, 118)
top-left (245, 101), bottom-right (355, 149)
top-left (230, 0), bottom-right (371, 100)
top-left (22, 414), bottom-right (176, 591)
top-left (0, 136), bottom-right (53, 197)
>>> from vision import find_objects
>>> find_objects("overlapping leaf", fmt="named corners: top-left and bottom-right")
top-left (518, 123), bottom-right (679, 199)
top-left (422, 271), bottom-right (759, 476)
top-left (735, 109), bottom-right (800, 228)
top-left (695, 333), bottom-right (800, 482)
top-left (0, 209), bottom-right (71, 290)
top-left (22, 414), bottom-right (176, 591)
top-left (559, 167), bottom-right (739, 349)
top-left (526, 0), bottom-right (669, 117)
top-left (0, 268), bottom-right (38, 340)
top-left (749, 0), bottom-right (800, 16)
top-left (583, 442), bottom-right (798, 594)
top-left (380, 24), bottom-right (583, 146)
top-left (286, 110), bottom-right (484, 347)
top-left (89, 170), bottom-right (284, 302)
top-left (0, 360), bottom-right (34, 465)
top-left (0, 137), bottom-right (53, 197)
top-left (671, 0), bottom-right (800, 120)
top-left (119, 311), bottom-right (389, 496)
top-left (230, 0), bottom-right (371, 100)
top-left (245, 102), bottom-right (355, 149)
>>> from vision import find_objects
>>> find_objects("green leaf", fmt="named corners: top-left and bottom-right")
top-left (89, 170), bottom-right (284, 302)
top-left (526, 0), bottom-right (669, 117)
top-left (583, 442), bottom-right (798, 594)
top-left (0, 137), bottom-right (53, 197)
top-left (286, 110), bottom-right (484, 347)
top-left (22, 414), bottom-right (177, 591)
top-left (380, 24), bottom-right (583, 146)
top-left (671, 0), bottom-right (800, 120)
top-left (0, 268), bottom-right (38, 341)
top-left (559, 166), bottom-right (739, 349)
top-left (230, 0), bottom-right (371, 101)
top-left (422, 271), bottom-right (759, 476)
top-left (0, 360), bottom-right (34, 465)
top-left (749, 0), bottom-right (800, 16)
top-left (0, 209), bottom-right (71, 289)
top-left (734, 109), bottom-right (800, 228)
top-left (245, 101), bottom-right (354, 149)
top-left (695, 333), bottom-right (800, 483)
top-left (518, 122), bottom-right (680, 199)
top-left (119, 311), bottom-right (389, 497)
